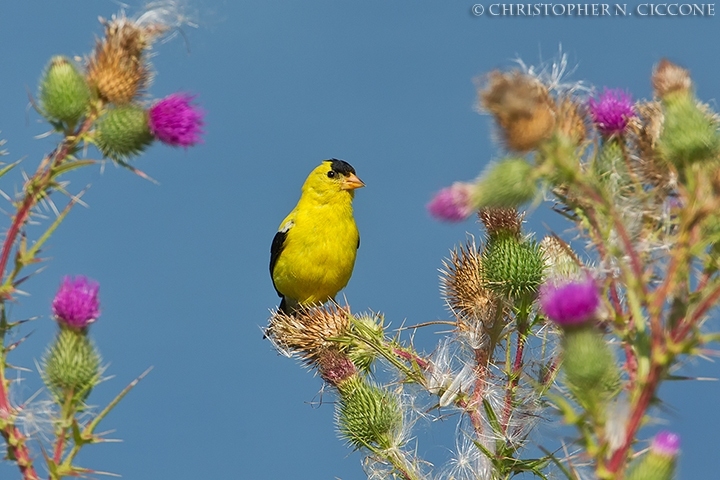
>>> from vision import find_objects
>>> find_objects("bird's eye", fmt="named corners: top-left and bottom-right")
top-left (327, 171), bottom-right (336, 178)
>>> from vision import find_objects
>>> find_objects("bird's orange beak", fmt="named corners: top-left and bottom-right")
top-left (341, 173), bottom-right (365, 190)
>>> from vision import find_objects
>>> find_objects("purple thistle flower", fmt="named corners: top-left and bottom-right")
top-left (652, 431), bottom-right (681, 457)
top-left (588, 88), bottom-right (636, 136)
top-left (427, 182), bottom-right (474, 222)
top-left (148, 93), bottom-right (204, 148)
top-left (539, 275), bottom-right (600, 326)
top-left (52, 276), bottom-right (100, 329)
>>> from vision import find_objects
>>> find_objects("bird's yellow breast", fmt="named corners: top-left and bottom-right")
top-left (272, 196), bottom-right (359, 305)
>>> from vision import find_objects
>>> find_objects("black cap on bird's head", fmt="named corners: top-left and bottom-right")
top-left (324, 158), bottom-right (365, 190)
top-left (328, 159), bottom-right (356, 176)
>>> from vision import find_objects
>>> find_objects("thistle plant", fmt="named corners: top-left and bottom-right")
top-left (267, 55), bottom-right (719, 479)
top-left (0, 5), bottom-right (203, 479)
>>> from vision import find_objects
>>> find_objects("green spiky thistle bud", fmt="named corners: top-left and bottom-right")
top-left (346, 314), bottom-right (384, 373)
top-left (95, 104), bottom-right (154, 159)
top-left (472, 158), bottom-right (537, 209)
top-left (562, 327), bottom-right (619, 414)
top-left (626, 431), bottom-right (679, 480)
top-left (482, 232), bottom-right (545, 300)
top-left (593, 137), bottom-right (629, 186)
top-left (38, 56), bottom-right (91, 126)
top-left (42, 327), bottom-right (101, 405)
top-left (336, 375), bottom-right (402, 451)
top-left (658, 92), bottom-right (720, 166)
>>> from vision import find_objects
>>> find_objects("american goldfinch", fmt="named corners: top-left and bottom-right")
top-left (270, 159), bottom-right (365, 313)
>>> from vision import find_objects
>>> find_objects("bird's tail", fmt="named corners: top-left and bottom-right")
top-left (278, 297), bottom-right (300, 315)
top-left (279, 297), bottom-right (289, 314)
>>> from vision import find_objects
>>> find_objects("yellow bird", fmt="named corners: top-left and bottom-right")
top-left (270, 159), bottom-right (365, 313)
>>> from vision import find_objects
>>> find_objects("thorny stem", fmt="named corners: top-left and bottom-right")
top-left (466, 348), bottom-right (489, 438)
top-left (52, 433), bottom-right (65, 467)
top-left (649, 235), bottom-right (685, 324)
top-left (697, 269), bottom-right (712, 292)
top-left (0, 306), bottom-right (39, 480)
top-left (599, 190), bottom-right (703, 476)
top-left (51, 391), bottom-right (76, 471)
top-left (390, 451), bottom-right (418, 480)
top-left (568, 197), bottom-right (625, 321)
top-left (623, 343), bottom-right (638, 385)
top-left (577, 182), bottom-right (647, 298)
top-left (347, 333), bottom-right (427, 386)
top-left (604, 363), bottom-right (663, 475)
top-left (601, 178), bottom-right (709, 478)
top-left (368, 446), bottom-right (420, 480)
top-left (683, 284), bottom-right (720, 339)
top-left (0, 196), bottom-right (35, 298)
top-left (392, 348), bottom-right (430, 370)
top-left (679, 221), bottom-right (720, 341)
top-left (0, 117), bottom-right (94, 480)
top-left (648, 192), bottom-right (701, 343)
top-left (611, 216), bottom-right (648, 297)
top-left (456, 397), bottom-right (484, 437)
top-left (607, 283), bottom-right (623, 324)
top-left (501, 301), bottom-right (531, 437)
top-left (541, 356), bottom-right (560, 386)
top-left (501, 326), bottom-right (527, 434)
top-left (0, 374), bottom-right (39, 480)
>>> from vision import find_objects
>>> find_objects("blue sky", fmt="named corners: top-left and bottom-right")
top-left (0, 1), bottom-right (718, 478)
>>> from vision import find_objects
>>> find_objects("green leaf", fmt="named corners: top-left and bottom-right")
top-left (544, 391), bottom-right (581, 424)
top-left (83, 366), bottom-right (153, 438)
top-left (71, 419), bottom-right (84, 446)
top-left (42, 444), bottom-right (58, 476)
top-left (0, 160), bottom-right (20, 180)
top-left (482, 398), bottom-right (503, 434)
top-left (538, 446), bottom-right (578, 480)
top-left (50, 159), bottom-right (95, 178)
top-left (473, 433), bottom-right (550, 478)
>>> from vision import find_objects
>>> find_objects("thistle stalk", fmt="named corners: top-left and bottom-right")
top-left (0, 327), bottom-right (39, 480)
top-left (603, 364), bottom-right (663, 476)
top-left (501, 319), bottom-right (528, 433)
top-left (0, 6), bottom-right (204, 477)
top-left (0, 115), bottom-right (95, 480)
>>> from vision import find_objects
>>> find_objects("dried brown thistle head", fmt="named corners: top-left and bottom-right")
top-left (86, 15), bottom-right (168, 105)
top-left (440, 240), bottom-right (498, 332)
top-left (652, 59), bottom-right (692, 99)
top-left (265, 303), bottom-right (351, 365)
top-left (479, 70), bottom-right (556, 152)
top-left (479, 208), bottom-right (522, 238)
top-left (627, 101), bottom-right (674, 190)
top-left (555, 96), bottom-right (588, 146)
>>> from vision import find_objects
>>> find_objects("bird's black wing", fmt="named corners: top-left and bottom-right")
top-left (270, 228), bottom-right (288, 297)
